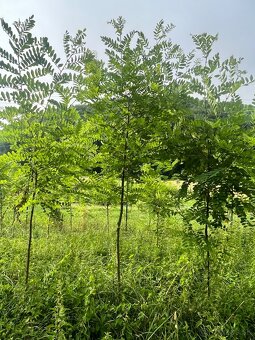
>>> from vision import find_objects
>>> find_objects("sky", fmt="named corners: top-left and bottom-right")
top-left (0, 0), bottom-right (255, 103)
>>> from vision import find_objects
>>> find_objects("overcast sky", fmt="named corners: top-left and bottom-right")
top-left (1, 0), bottom-right (255, 103)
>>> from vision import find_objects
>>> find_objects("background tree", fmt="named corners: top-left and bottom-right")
top-left (140, 164), bottom-right (180, 247)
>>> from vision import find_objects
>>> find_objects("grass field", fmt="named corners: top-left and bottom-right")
top-left (1, 204), bottom-right (255, 339)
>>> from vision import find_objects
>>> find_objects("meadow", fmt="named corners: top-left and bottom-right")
top-left (1, 204), bottom-right (255, 339)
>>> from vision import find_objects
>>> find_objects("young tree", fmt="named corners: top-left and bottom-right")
top-left (172, 33), bottom-right (255, 296)
top-left (76, 17), bottom-right (194, 291)
top-left (140, 165), bottom-right (179, 247)
top-left (0, 15), bottom-right (96, 285)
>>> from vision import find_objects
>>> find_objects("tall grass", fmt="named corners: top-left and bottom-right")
top-left (1, 204), bottom-right (255, 339)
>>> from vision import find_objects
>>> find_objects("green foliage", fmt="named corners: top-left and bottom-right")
top-left (174, 33), bottom-right (255, 230)
top-left (140, 166), bottom-right (179, 218)
top-left (0, 15), bottom-right (97, 226)
top-left (0, 14), bottom-right (255, 338)
top-left (0, 15), bottom-right (92, 113)
top-left (1, 212), bottom-right (255, 338)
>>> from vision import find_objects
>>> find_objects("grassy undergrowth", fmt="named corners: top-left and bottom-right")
top-left (1, 205), bottom-right (255, 339)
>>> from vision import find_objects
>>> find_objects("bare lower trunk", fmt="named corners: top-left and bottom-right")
top-left (156, 212), bottom-right (160, 247)
top-left (70, 203), bottom-right (73, 231)
top-left (25, 170), bottom-right (37, 287)
top-left (205, 138), bottom-right (211, 298)
top-left (230, 189), bottom-right (234, 227)
top-left (25, 206), bottom-right (29, 228)
top-left (106, 203), bottom-right (110, 235)
top-left (116, 98), bottom-right (130, 294)
top-left (205, 189), bottom-right (210, 297)
top-left (0, 189), bottom-right (3, 235)
top-left (125, 176), bottom-right (129, 231)
top-left (116, 167), bottom-right (125, 292)
top-left (47, 216), bottom-right (50, 237)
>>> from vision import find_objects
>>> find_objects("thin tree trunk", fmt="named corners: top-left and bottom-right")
top-left (12, 208), bottom-right (16, 238)
top-left (205, 139), bottom-right (211, 297)
top-left (156, 211), bottom-right (160, 248)
top-left (25, 170), bottom-right (37, 287)
top-left (106, 203), bottom-right (110, 235)
top-left (25, 206), bottom-right (29, 228)
top-left (125, 176), bottom-right (129, 231)
top-left (116, 166), bottom-right (126, 292)
top-left (205, 189), bottom-right (210, 297)
top-left (116, 104), bottom-right (130, 293)
top-left (47, 216), bottom-right (50, 237)
top-left (230, 188), bottom-right (234, 228)
top-left (70, 203), bottom-right (73, 231)
top-left (25, 179), bottom-right (31, 229)
top-left (148, 212), bottom-right (151, 229)
top-left (0, 188), bottom-right (3, 235)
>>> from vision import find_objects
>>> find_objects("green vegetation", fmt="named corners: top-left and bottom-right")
top-left (1, 207), bottom-right (255, 339)
top-left (0, 15), bottom-right (255, 339)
